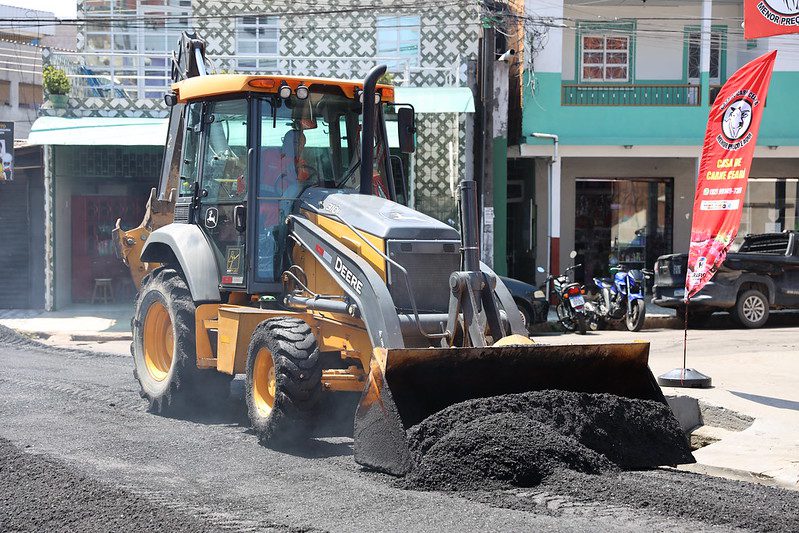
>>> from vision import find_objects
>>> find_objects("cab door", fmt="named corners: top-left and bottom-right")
top-left (197, 98), bottom-right (250, 288)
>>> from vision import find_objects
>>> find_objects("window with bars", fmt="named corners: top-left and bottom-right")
top-left (580, 34), bottom-right (630, 82)
top-left (687, 31), bottom-right (723, 83)
top-left (236, 16), bottom-right (280, 72)
top-left (376, 15), bottom-right (421, 71)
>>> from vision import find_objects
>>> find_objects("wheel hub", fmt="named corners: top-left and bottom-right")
top-left (143, 301), bottom-right (174, 382)
top-left (743, 295), bottom-right (765, 322)
top-left (253, 347), bottom-right (276, 417)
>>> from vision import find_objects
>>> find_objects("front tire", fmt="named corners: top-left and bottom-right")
top-left (556, 303), bottom-right (576, 332)
top-left (731, 289), bottom-right (769, 329)
top-left (245, 317), bottom-right (322, 447)
top-left (625, 299), bottom-right (646, 332)
top-left (132, 267), bottom-right (231, 415)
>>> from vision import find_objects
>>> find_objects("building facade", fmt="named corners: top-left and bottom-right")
top-left (33, 0), bottom-right (490, 309)
top-left (513, 0), bottom-right (799, 285)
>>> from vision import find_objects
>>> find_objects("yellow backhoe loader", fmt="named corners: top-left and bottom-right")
top-left (114, 32), bottom-right (691, 475)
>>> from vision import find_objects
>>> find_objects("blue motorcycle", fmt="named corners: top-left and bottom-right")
top-left (585, 265), bottom-right (653, 332)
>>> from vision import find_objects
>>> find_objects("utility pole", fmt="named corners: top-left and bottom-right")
top-left (477, 20), bottom-right (495, 268)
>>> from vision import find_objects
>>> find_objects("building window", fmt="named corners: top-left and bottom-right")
top-left (376, 15), bottom-right (421, 71)
top-left (81, 0), bottom-right (193, 99)
top-left (19, 83), bottom-right (42, 109)
top-left (687, 30), bottom-right (724, 84)
top-left (236, 16), bottom-right (280, 72)
top-left (580, 34), bottom-right (630, 82)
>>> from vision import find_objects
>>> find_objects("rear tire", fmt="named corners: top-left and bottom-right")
top-left (556, 304), bottom-right (576, 332)
top-left (731, 289), bottom-right (769, 329)
top-left (132, 267), bottom-right (231, 415)
top-left (245, 317), bottom-right (322, 447)
top-left (575, 313), bottom-right (587, 335)
top-left (625, 299), bottom-right (646, 332)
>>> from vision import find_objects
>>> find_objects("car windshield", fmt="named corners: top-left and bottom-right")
top-left (258, 91), bottom-right (389, 198)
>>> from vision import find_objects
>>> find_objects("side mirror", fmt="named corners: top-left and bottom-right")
top-left (164, 92), bottom-right (177, 107)
top-left (397, 106), bottom-right (416, 154)
top-left (536, 266), bottom-right (546, 273)
top-left (569, 250), bottom-right (578, 259)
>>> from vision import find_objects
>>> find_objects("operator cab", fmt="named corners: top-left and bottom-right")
top-left (166, 76), bottom-right (415, 296)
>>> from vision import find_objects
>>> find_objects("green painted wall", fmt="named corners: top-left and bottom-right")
top-left (492, 136), bottom-right (508, 276)
top-left (523, 71), bottom-right (799, 147)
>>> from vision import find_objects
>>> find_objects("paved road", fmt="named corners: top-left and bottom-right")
top-left (0, 330), bottom-right (796, 532)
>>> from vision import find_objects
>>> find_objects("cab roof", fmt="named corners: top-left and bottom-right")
top-left (173, 74), bottom-right (395, 103)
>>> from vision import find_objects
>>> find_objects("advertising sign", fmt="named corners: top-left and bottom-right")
top-left (0, 122), bottom-right (12, 182)
top-left (685, 51), bottom-right (777, 300)
top-left (745, 0), bottom-right (799, 39)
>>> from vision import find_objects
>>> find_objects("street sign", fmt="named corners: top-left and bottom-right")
top-left (0, 122), bottom-right (13, 182)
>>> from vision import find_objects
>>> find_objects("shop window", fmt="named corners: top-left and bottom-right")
top-left (19, 83), bottom-right (42, 109)
top-left (236, 15), bottom-right (280, 71)
top-left (376, 15), bottom-right (421, 71)
top-left (580, 34), bottom-right (629, 82)
top-left (738, 178), bottom-right (799, 244)
top-left (575, 178), bottom-right (674, 283)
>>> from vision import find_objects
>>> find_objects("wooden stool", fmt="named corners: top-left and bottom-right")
top-left (92, 278), bottom-right (114, 304)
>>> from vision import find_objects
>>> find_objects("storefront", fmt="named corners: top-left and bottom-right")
top-left (574, 177), bottom-right (673, 282)
top-left (29, 117), bottom-right (166, 309)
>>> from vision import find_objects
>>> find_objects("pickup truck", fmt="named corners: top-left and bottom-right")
top-left (653, 231), bottom-right (799, 328)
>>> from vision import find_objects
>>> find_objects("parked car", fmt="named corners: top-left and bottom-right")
top-left (653, 231), bottom-right (799, 328)
top-left (500, 276), bottom-right (550, 333)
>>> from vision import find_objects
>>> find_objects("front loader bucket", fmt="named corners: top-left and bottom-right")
top-left (354, 342), bottom-right (679, 476)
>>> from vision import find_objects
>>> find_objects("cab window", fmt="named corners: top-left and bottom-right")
top-left (200, 99), bottom-right (249, 204)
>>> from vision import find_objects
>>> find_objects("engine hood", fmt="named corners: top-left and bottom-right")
top-left (299, 188), bottom-right (460, 241)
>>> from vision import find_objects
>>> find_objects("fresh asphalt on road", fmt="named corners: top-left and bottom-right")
top-left (1, 326), bottom-right (798, 532)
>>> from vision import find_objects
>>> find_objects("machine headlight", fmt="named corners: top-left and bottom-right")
top-left (295, 84), bottom-right (309, 100)
top-left (278, 83), bottom-right (292, 99)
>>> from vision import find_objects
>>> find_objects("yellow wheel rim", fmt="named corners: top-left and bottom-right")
top-left (143, 301), bottom-right (174, 382)
top-left (253, 347), bottom-right (276, 417)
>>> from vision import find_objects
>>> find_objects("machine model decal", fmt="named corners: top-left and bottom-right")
top-left (204, 207), bottom-right (218, 229)
top-left (225, 245), bottom-right (243, 275)
top-left (335, 256), bottom-right (364, 294)
top-left (315, 244), bottom-right (333, 263)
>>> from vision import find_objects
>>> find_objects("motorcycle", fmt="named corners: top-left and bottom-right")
top-left (585, 265), bottom-right (653, 332)
top-left (537, 253), bottom-right (589, 335)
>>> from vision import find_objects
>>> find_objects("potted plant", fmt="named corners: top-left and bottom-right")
top-left (43, 65), bottom-right (71, 108)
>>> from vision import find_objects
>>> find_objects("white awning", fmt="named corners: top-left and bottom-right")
top-left (393, 86), bottom-right (475, 114)
top-left (28, 117), bottom-right (168, 146)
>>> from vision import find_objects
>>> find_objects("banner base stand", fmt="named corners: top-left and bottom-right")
top-left (657, 368), bottom-right (712, 388)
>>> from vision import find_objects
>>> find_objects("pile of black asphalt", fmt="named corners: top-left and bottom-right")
top-left (0, 438), bottom-right (214, 532)
top-left (402, 390), bottom-right (693, 491)
top-left (400, 389), bottom-right (799, 532)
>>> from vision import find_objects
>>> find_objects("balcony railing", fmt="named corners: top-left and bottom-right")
top-left (562, 84), bottom-right (701, 106)
top-left (45, 49), bottom-right (462, 102)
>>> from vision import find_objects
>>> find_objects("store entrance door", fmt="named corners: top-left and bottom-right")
top-left (574, 178), bottom-right (673, 285)
top-left (71, 195), bottom-right (145, 303)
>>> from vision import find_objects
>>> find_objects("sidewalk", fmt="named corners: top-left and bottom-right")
top-left (0, 303), bottom-right (133, 355)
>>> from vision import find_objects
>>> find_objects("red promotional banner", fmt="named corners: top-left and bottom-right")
top-left (685, 50), bottom-right (777, 300)
top-left (745, 0), bottom-right (799, 39)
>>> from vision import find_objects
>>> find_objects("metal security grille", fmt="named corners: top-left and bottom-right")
top-left (386, 239), bottom-right (460, 313)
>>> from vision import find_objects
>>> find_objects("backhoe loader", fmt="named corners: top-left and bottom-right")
top-left (115, 32), bottom-right (692, 475)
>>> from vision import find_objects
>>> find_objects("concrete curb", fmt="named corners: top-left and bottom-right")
top-left (70, 333), bottom-right (132, 342)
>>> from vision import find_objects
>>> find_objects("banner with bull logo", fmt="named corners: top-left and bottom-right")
top-left (745, 0), bottom-right (799, 39)
top-left (685, 50), bottom-right (777, 300)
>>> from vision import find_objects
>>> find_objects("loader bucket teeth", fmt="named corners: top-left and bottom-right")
top-left (354, 342), bottom-right (682, 476)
